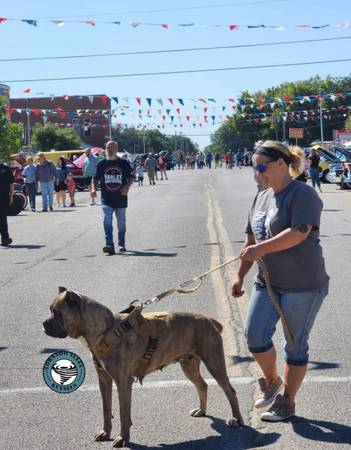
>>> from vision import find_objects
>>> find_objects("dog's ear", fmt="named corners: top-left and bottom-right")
top-left (66, 291), bottom-right (83, 310)
top-left (58, 286), bottom-right (67, 294)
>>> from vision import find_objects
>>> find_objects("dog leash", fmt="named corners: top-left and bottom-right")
top-left (142, 255), bottom-right (241, 307)
top-left (142, 255), bottom-right (294, 344)
top-left (258, 258), bottom-right (293, 344)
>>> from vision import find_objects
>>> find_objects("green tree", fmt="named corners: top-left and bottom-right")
top-left (31, 123), bottom-right (80, 151)
top-left (0, 97), bottom-right (24, 160)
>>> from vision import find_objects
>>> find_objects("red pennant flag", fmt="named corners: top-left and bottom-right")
top-left (168, 98), bottom-right (174, 105)
top-left (162, 115), bottom-right (166, 121)
top-left (228, 98), bottom-right (236, 103)
top-left (85, 20), bottom-right (96, 26)
top-left (135, 97), bottom-right (141, 105)
top-left (204, 107), bottom-right (208, 113)
top-left (0, 18), bottom-right (8, 23)
top-left (204, 115), bottom-right (208, 122)
top-left (176, 108), bottom-right (180, 115)
top-left (199, 98), bottom-right (207, 104)
top-left (229, 25), bottom-right (238, 31)
top-left (23, 88), bottom-right (31, 94)
top-left (186, 115), bottom-right (190, 121)
top-left (161, 24), bottom-right (169, 29)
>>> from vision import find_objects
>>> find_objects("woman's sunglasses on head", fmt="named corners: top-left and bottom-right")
top-left (254, 160), bottom-right (276, 173)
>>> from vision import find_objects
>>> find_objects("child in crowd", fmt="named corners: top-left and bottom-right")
top-left (66, 173), bottom-right (76, 207)
top-left (135, 161), bottom-right (144, 186)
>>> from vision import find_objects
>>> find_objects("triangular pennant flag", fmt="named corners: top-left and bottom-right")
top-left (23, 88), bottom-right (31, 94)
top-left (84, 20), bottom-right (96, 27)
top-left (88, 95), bottom-right (94, 104)
top-left (166, 109), bottom-right (171, 115)
top-left (199, 98), bottom-right (207, 104)
top-left (0, 18), bottom-right (8, 24)
top-left (176, 108), bottom-right (181, 115)
top-left (211, 115), bottom-right (216, 122)
top-left (161, 24), bottom-right (169, 29)
top-left (177, 99), bottom-right (184, 106)
top-left (112, 97), bottom-right (119, 104)
top-left (156, 98), bottom-right (163, 106)
top-left (170, 116), bottom-right (174, 122)
top-left (131, 22), bottom-right (142, 28)
top-left (168, 98), bottom-right (174, 105)
top-left (204, 107), bottom-right (208, 113)
top-left (229, 25), bottom-right (238, 31)
top-left (51, 20), bottom-right (65, 27)
top-left (146, 98), bottom-right (152, 107)
top-left (208, 98), bottom-right (216, 103)
top-left (22, 20), bottom-right (38, 27)
top-left (135, 97), bottom-right (141, 106)
top-left (186, 115), bottom-right (190, 121)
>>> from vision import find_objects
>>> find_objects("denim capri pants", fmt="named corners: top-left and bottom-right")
top-left (245, 281), bottom-right (329, 366)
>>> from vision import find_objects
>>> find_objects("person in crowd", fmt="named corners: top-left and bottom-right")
top-left (35, 152), bottom-right (57, 212)
top-left (158, 154), bottom-right (168, 180)
top-left (228, 152), bottom-right (234, 169)
top-left (0, 160), bottom-right (14, 246)
top-left (178, 153), bottom-right (185, 169)
top-left (215, 152), bottom-right (221, 169)
top-left (135, 161), bottom-right (145, 186)
top-left (308, 148), bottom-right (322, 193)
top-left (231, 140), bottom-right (329, 422)
top-left (22, 156), bottom-right (37, 211)
top-left (236, 148), bottom-right (244, 169)
top-left (83, 148), bottom-right (99, 205)
top-left (95, 140), bottom-right (134, 255)
top-left (206, 152), bottom-right (212, 169)
top-left (144, 153), bottom-right (157, 185)
top-left (55, 157), bottom-right (68, 207)
top-left (66, 172), bottom-right (76, 207)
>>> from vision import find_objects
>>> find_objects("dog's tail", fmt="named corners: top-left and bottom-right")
top-left (211, 318), bottom-right (223, 334)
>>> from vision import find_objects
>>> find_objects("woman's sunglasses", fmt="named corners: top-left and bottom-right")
top-left (254, 160), bottom-right (276, 173)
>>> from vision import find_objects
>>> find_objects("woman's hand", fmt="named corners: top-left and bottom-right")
top-left (231, 278), bottom-right (245, 298)
top-left (240, 244), bottom-right (265, 262)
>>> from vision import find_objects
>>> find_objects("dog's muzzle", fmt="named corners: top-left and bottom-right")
top-left (42, 317), bottom-right (68, 338)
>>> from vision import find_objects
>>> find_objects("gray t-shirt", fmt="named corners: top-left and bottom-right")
top-left (246, 180), bottom-right (329, 292)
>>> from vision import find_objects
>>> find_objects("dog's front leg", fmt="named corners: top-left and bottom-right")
top-left (93, 358), bottom-right (113, 442)
top-left (112, 375), bottom-right (133, 448)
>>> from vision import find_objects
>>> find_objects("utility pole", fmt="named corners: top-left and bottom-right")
top-left (108, 111), bottom-right (112, 140)
top-left (319, 86), bottom-right (324, 146)
top-left (26, 110), bottom-right (31, 146)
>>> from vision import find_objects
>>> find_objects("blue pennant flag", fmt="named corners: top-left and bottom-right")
top-left (146, 98), bottom-right (152, 107)
top-left (112, 97), bottom-right (119, 104)
top-left (177, 99), bottom-right (184, 106)
top-left (22, 20), bottom-right (38, 27)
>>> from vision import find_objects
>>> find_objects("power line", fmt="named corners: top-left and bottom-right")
top-left (2, 35), bottom-right (351, 63)
top-left (37, 1), bottom-right (288, 19)
top-left (3, 57), bottom-right (351, 83)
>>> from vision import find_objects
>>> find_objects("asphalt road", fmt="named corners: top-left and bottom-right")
top-left (0, 167), bottom-right (350, 450)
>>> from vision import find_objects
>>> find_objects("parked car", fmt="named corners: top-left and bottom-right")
top-left (325, 146), bottom-right (351, 189)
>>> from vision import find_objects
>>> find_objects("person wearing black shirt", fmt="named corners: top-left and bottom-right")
top-left (0, 162), bottom-right (15, 246)
top-left (308, 149), bottom-right (322, 193)
top-left (95, 141), bottom-right (134, 255)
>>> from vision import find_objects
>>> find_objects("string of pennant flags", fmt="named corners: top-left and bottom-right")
top-left (0, 17), bottom-right (351, 31)
top-left (8, 91), bottom-right (351, 109)
top-left (1, 17), bottom-right (351, 31)
top-left (6, 105), bottom-right (350, 130)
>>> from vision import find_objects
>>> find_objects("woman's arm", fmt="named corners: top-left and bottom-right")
top-left (231, 233), bottom-right (256, 298)
top-left (240, 226), bottom-right (313, 262)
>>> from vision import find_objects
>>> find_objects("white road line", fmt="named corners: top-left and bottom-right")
top-left (1, 376), bottom-right (350, 395)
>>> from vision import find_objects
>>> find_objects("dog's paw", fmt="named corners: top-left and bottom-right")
top-left (190, 408), bottom-right (206, 417)
top-left (227, 418), bottom-right (242, 428)
top-left (93, 430), bottom-right (111, 441)
top-left (112, 435), bottom-right (129, 448)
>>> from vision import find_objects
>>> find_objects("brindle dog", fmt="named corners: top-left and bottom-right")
top-left (43, 288), bottom-right (243, 448)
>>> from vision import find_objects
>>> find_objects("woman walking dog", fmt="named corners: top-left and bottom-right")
top-left (231, 140), bottom-right (329, 422)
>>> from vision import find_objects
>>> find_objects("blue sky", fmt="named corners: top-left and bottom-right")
top-left (1, 0), bottom-right (351, 148)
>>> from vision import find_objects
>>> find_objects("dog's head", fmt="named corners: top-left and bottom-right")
top-left (43, 287), bottom-right (85, 339)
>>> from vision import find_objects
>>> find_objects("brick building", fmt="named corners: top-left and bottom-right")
top-left (9, 94), bottom-right (111, 147)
